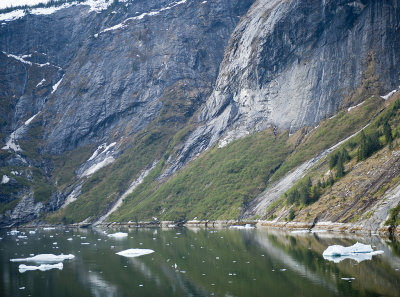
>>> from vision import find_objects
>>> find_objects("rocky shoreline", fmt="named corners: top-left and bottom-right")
top-left (13, 220), bottom-right (398, 237)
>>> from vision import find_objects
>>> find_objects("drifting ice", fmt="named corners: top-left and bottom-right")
top-left (19, 263), bottom-right (63, 273)
top-left (116, 249), bottom-right (154, 258)
top-left (323, 242), bottom-right (383, 263)
top-left (107, 232), bottom-right (128, 238)
top-left (10, 254), bottom-right (75, 263)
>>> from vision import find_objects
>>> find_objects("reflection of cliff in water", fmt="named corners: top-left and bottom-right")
top-left (253, 230), bottom-right (400, 297)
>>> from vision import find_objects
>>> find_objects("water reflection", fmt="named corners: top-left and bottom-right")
top-left (0, 227), bottom-right (399, 297)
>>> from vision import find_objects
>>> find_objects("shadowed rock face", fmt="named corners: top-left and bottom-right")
top-left (1, 0), bottom-right (254, 155)
top-left (169, 0), bottom-right (400, 173)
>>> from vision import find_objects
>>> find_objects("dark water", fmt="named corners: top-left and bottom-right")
top-left (0, 227), bottom-right (399, 297)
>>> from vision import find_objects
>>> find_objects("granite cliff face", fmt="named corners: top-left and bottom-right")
top-left (0, 0), bottom-right (255, 226)
top-left (168, 0), bottom-right (400, 173)
top-left (1, 0), bottom-right (400, 227)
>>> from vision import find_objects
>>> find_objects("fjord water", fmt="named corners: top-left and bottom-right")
top-left (1, 228), bottom-right (399, 297)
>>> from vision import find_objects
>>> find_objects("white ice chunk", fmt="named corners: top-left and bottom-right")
top-left (1, 175), bottom-right (10, 184)
top-left (67, 238), bottom-right (73, 241)
top-left (43, 227), bottom-right (55, 230)
top-left (10, 230), bottom-right (20, 235)
top-left (18, 235), bottom-right (27, 239)
top-left (10, 254), bottom-right (75, 263)
top-left (323, 242), bottom-right (384, 263)
top-left (19, 262), bottom-right (63, 273)
top-left (29, 230), bottom-right (36, 234)
top-left (116, 249), bottom-right (154, 258)
top-left (107, 232), bottom-right (128, 238)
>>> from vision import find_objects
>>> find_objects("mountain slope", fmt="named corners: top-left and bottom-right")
top-left (1, 0), bottom-right (400, 229)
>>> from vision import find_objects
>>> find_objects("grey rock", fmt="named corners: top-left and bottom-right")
top-left (170, 0), bottom-right (400, 173)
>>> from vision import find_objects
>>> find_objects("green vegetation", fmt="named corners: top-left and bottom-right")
top-left (385, 203), bottom-right (400, 229)
top-left (274, 95), bottom-right (400, 220)
top-left (111, 129), bottom-right (291, 221)
top-left (51, 128), bottom-right (174, 223)
top-left (270, 96), bottom-right (384, 183)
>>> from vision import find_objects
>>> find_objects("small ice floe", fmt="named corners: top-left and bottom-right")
top-left (10, 230), bottom-right (20, 235)
top-left (10, 254), bottom-right (75, 263)
top-left (115, 249), bottom-right (154, 258)
top-left (19, 287), bottom-right (25, 290)
top-left (107, 232), bottom-right (128, 238)
top-left (29, 231), bottom-right (36, 234)
top-left (323, 242), bottom-right (383, 263)
top-left (230, 224), bottom-right (255, 229)
top-left (18, 235), bottom-right (28, 239)
top-left (81, 243), bottom-right (90, 245)
top-left (53, 242), bottom-right (57, 245)
top-left (341, 277), bottom-right (355, 280)
top-left (19, 263), bottom-right (63, 273)
top-left (67, 238), bottom-right (73, 241)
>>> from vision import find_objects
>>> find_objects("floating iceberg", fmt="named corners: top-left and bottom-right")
top-left (323, 242), bottom-right (384, 263)
top-left (19, 263), bottom-right (63, 273)
top-left (116, 249), bottom-right (154, 258)
top-left (10, 254), bottom-right (75, 263)
top-left (107, 232), bottom-right (128, 238)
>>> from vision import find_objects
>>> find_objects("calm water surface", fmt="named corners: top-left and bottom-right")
top-left (1, 227), bottom-right (399, 297)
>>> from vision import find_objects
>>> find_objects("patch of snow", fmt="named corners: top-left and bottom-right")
top-left (67, 238), bottom-right (73, 241)
top-left (107, 232), bottom-right (128, 239)
top-left (93, 160), bottom-right (159, 224)
top-left (19, 262), bottom-right (63, 273)
top-left (81, 155), bottom-right (115, 177)
top-left (341, 277), bottom-right (355, 280)
top-left (10, 230), bottom-right (20, 235)
top-left (0, 0), bottom-right (125, 22)
top-left (99, 0), bottom-right (187, 35)
top-left (347, 101), bottom-right (365, 112)
top-left (116, 248), bottom-right (154, 258)
top-left (36, 78), bottom-right (46, 87)
top-left (51, 75), bottom-right (64, 94)
top-left (18, 235), bottom-right (28, 239)
top-left (43, 227), bottom-right (55, 230)
top-left (2, 51), bottom-right (32, 65)
top-left (201, 1), bottom-right (207, 3)
top-left (323, 242), bottom-right (384, 263)
top-left (25, 112), bottom-right (39, 125)
top-left (62, 184), bottom-right (82, 208)
top-left (381, 89), bottom-right (397, 100)
top-left (88, 142), bottom-right (116, 161)
top-left (29, 230), bottom-right (36, 234)
top-left (1, 175), bottom-right (10, 184)
top-left (10, 254), bottom-right (75, 263)
top-left (2, 130), bottom-right (22, 152)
